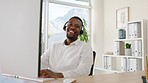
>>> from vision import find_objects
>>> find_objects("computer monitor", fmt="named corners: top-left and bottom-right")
top-left (0, 0), bottom-right (42, 79)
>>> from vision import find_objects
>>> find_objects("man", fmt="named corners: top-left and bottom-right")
top-left (40, 16), bottom-right (93, 78)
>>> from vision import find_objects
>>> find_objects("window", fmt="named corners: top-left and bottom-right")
top-left (56, 0), bottom-right (89, 6)
top-left (41, 0), bottom-right (91, 53)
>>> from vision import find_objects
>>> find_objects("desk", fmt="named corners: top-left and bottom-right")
top-left (0, 71), bottom-right (146, 83)
top-left (0, 75), bottom-right (39, 83)
top-left (71, 71), bottom-right (145, 83)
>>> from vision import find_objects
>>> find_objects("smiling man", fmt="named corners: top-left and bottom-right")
top-left (40, 16), bottom-right (93, 78)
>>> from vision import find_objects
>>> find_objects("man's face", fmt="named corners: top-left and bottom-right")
top-left (65, 18), bottom-right (82, 41)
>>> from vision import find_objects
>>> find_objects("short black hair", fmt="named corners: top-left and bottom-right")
top-left (69, 16), bottom-right (83, 27)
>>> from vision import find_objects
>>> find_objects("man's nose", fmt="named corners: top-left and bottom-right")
top-left (69, 25), bottom-right (76, 29)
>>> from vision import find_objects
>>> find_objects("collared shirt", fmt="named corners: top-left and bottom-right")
top-left (41, 39), bottom-right (93, 78)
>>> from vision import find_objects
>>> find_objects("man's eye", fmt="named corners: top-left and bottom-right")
top-left (67, 23), bottom-right (72, 26)
top-left (75, 25), bottom-right (80, 28)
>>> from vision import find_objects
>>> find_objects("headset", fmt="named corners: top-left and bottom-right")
top-left (63, 16), bottom-right (84, 35)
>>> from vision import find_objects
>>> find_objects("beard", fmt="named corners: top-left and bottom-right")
top-left (66, 33), bottom-right (78, 41)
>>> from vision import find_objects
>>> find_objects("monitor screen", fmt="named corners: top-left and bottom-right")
top-left (0, 0), bottom-right (42, 78)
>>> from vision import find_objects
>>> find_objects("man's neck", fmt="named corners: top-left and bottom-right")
top-left (64, 39), bottom-right (77, 45)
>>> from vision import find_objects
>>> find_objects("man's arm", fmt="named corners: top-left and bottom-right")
top-left (39, 69), bottom-right (64, 78)
top-left (41, 48), bottom-right (51, 69)
top-left (40, 48), bottom-right (64, 78)
top-left (62, 44), bottom-right (93, 78)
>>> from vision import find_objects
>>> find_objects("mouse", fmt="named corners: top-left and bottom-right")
top-left (63, 78), bottom-right (76, 83)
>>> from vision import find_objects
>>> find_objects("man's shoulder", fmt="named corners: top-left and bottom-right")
top-left (77, 41), bottom-right (92, 49)
top-left (78, 41), bottom-right (91, 45)
top-left (52, 41), bottom-right (64, 46)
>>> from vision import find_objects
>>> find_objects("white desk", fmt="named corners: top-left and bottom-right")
top-left (71, 71), bottom-right (145, 83)
top-left (0, 71), bottom-right (146, 83)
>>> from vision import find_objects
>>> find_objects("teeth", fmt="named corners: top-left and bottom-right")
top-left (69, 30), bottom-right (74, 34)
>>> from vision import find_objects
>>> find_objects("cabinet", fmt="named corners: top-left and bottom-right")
top-left (103, 20), bottom-right (147, 73)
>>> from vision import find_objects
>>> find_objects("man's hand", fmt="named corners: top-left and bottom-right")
top-left (39, 69), bottom-right (64, 78)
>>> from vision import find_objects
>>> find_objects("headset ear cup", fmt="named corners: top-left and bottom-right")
top-left (63, 25), bottom-right (66, 31)
top-left (63, 22), bottom-right (68, 31)
top-left (80, 30), bottom-right (83, 35)
top-left (80, 26), bottom-right (84, 35)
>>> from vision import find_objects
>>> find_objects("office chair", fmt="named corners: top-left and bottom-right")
top-left (89, 51), bottom-right (96, 76)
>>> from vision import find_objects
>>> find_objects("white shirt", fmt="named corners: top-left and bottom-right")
top-left (41, 40), bottom-right (93, 78)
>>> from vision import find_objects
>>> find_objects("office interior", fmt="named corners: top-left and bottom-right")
top-left (91, 0), bottom-right (148, 74)
top-left (1, 0), bottom-right (148, 78)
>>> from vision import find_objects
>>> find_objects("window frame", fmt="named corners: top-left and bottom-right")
top-left (42, 0), bottom-right (91, 52)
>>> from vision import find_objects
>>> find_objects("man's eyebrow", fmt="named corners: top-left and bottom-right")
top-left (75, 24), bottom-right (81, 26)
top-left (68, 22), bottom-right (80, 25)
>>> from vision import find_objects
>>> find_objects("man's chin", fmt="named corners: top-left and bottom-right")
top-left (67, 36), bottom-right (74, 39)
top-left (67, 35), bottom-right (75, 40)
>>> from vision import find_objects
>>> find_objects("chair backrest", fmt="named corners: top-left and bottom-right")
top-left (89, 51), bottom-right (96, 76)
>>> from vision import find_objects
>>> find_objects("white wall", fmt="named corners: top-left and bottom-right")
top-left (92, 0), bottom-right (148, 68)
top-left (91, 0), bottom-right (104, 67)
top-left (104, 0), bottom-right (148, 52)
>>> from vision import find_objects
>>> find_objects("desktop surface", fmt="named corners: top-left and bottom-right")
top-left (0, 75), bottom-right (38, 83)
top-left (73, 71), bottom-right (145, 83)
top-left (0, 71), bottom-right (145, 83)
